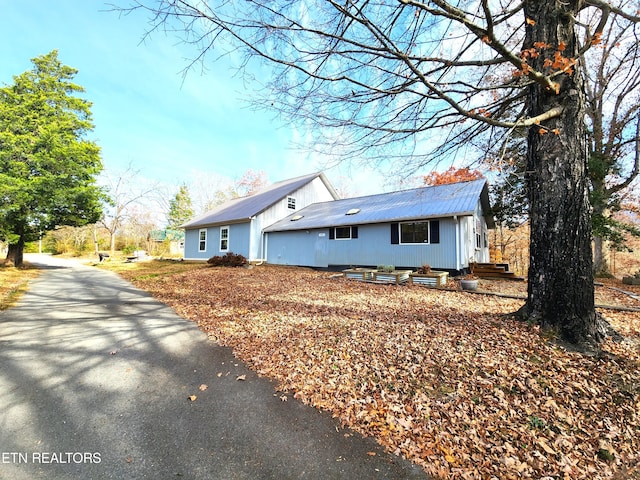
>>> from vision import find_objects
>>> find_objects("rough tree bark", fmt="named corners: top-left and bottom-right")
top-left (117, 0), bottom-right (640, 352)
top-left (6, 231), bottom-right (25, 267)
top-left (519, 0), bottom-right (607, 351)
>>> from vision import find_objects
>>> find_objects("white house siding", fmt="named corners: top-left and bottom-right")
top-left (474, 200), bottom-right (491, 263)
top-left (454, 207), bottom-right (490, 269)
top-left (262, 177), bottom-right (337, 228)
top-left (459, 216), bottom-right (473, 270)
top-left (266, 219), bottom-right (461, 270)
top-left (248, 216), bottom-right (262, 261)
top-left (250, 177), bottom-right (337, 260)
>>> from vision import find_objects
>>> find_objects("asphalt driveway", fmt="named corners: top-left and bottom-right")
top-left (0, 254), bottom-right (427, 480)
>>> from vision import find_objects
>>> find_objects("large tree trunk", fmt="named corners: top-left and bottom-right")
top-left (6, 234), bottom-right (25, 268)
top-left (593, 234), bottom-right (608, 275)
top-left (591, 175), bottom-right (611, 275)
top-left (519, 0), bottom-right (607, 351)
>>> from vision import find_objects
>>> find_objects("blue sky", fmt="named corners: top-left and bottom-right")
top-left (1, 0), bottom-right (390, 200)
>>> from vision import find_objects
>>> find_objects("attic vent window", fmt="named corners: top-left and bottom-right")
top-left (345, 208), bottom-right (361, 215)
top-left (291, 214), bottom-right (303, 221)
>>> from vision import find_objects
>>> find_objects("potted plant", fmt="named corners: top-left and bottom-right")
top-left (460, 273), bottom-right (479, 291)
top-left (416, 264), bottom-right (431, 274)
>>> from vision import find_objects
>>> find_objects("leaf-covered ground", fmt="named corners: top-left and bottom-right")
top-left (0, 260), bottom-right (41, 310)
top-left (114, 263), bottom-right (640, 479)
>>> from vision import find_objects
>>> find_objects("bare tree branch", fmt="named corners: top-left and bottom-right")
top-left (110, 0), bottom-right (640, 350)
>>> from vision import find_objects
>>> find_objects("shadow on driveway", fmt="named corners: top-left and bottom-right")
top-left (0, 254), bottom-right (428, 479)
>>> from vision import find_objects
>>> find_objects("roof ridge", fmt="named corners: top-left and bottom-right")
top-left (312, 178), bottom-right (487, 205)
top-left (181, 172), bottom-right (326, 228)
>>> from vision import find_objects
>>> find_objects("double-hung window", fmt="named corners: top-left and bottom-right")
top-left (220, 226), bottom-right (229, 252)
top-left (198, 229), bottom-right (207, 252)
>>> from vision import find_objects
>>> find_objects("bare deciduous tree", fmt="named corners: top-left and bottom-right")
top-left (116, 0), bottom-right (640, 351)
top-left (582, 11), bottom-right (640, 273)
top-left (99, 165), bottom-right (160, 254)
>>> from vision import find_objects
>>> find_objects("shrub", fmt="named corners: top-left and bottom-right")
top-left (376, 265), bottom-right (395, 273)
top-left (207, 252), bottom-right (248, 267)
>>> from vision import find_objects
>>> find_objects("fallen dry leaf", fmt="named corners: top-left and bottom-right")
top-left (538, 438), bottom-right (556, 455)
top-left (236, 375), bottom-right (246, 381)
top-left (199, 384), bottom-right (208, 391)
top-left (114, 263), bottom-right (640, 480)
top-left (188, 395), bottom-right (197, 401)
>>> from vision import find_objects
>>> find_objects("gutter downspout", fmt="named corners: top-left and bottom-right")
top-left (249, 216), bottom-right (255, 261)
top-left (253, 216), bottom-right (267, 265)
top-left (454, 215), bottom-right (460, 272)
top-left (262, 232), bottom-right (268, 265)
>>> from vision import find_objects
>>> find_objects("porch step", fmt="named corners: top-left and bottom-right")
top-left (471, 263), bottom-right (525, 281)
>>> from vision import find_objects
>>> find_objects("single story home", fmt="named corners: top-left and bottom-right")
top-left (182, 172), bottom-right (339, 261)
top-left (263, 179), bottom-right (494, 272)
top-left (182, 173), bottom-right (494, 273)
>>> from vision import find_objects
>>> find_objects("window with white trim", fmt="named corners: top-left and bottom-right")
top-left (400, 221), bottom-right (430, 244)
top-left (391, 221), bottom-right (439, 244)
top-left (329, 226), bottom-right (358, 240)
top-left (220, 226), bottom-right (229, 252)
top-left (198, 229), bottom-right (207, 252)
top-left (335, 226), bottom-right (352, 239)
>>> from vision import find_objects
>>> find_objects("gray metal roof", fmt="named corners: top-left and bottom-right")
top-left (264, 179), bottom-right (494, 232)
top-left (182, 172), bottom-right (337, 229)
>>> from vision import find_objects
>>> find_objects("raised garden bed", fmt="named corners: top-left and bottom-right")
top-left (409, 270), bottom-right (449, 287)
top-left (342, 268), bottom-right (376, 281)
top-left (373, 270), bottom-right (412, 285)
